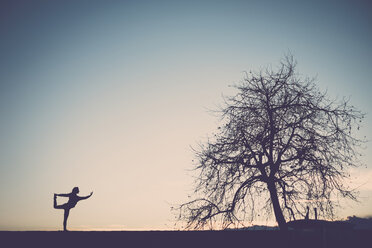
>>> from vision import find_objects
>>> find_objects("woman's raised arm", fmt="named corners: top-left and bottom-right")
top-left (56, 193), bottom-right (70, 197)
top-left (79, 192), bottom-right (93, 201)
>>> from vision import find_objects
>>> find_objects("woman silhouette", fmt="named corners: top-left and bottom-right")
top-left (54, 187), bottom-right (93, 231)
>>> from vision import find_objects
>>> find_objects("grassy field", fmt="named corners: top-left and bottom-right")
top-left (1, 230), bottom-right (371, 248)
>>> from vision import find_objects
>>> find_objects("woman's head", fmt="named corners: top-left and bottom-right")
top-left (72, 187), bottom-right (79, 194)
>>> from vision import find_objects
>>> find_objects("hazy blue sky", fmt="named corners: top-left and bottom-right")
top-left (0, 0), bottom-right (371, 230)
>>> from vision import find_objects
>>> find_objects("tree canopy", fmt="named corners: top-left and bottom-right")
top-left (177, 56), bottom-right (365, 230)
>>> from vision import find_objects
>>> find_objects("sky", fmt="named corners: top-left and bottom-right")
top-left (0, 0), bottom-right (371, 231)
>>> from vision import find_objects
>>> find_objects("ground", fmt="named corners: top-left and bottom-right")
top-left (1, 230), bottom-right (371, 248)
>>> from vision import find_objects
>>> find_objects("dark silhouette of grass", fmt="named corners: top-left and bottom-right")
top-left (1, 230), bottom-right (371, 248)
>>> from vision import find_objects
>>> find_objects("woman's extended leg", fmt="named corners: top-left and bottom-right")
top-left (53, 194), bottom-right (58, 209)
top-left (63, 208), bottom-right (70, 231)
top-left (54, 194), bottom-right (66, 209)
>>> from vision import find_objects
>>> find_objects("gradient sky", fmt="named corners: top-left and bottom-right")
top-left (0, 0), bottom-right (371, 230)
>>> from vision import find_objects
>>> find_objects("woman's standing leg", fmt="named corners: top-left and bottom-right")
top-left (63, 208), bottom-right (70, 231)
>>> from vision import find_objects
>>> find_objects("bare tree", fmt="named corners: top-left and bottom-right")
top-left (177, 55), bottom-right (365, 231)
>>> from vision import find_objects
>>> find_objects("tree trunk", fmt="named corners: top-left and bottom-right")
top-left (267, 181), bottom-right (288, 231)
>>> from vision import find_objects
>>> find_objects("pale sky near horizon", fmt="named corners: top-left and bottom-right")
top-left (0, 0), bottom-right (371, 231)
